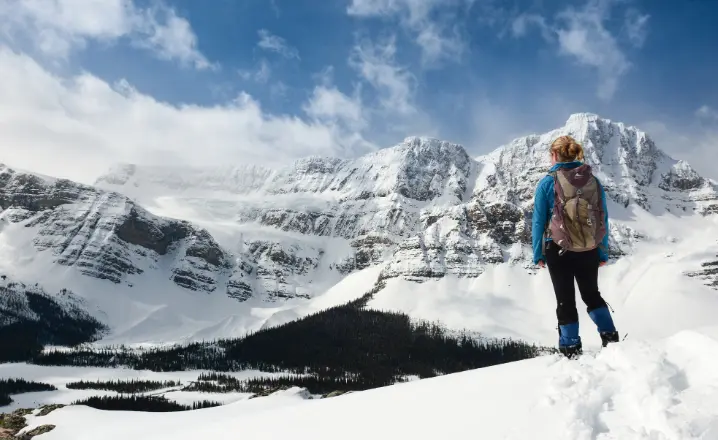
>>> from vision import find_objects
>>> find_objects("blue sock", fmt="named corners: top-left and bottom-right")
top-left (588, 306), bottom-right (616, 333)
top-left (559, 322), bottom-right (581, 347)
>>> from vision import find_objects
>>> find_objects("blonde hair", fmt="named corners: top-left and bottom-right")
top-left (551, 135), bottom-right (584, 162)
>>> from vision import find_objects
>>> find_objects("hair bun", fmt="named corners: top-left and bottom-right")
top-left (551, 135), bottom-right (584, 162)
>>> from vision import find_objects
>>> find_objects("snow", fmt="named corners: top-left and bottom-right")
top-left (0, 363), bottom-right (298, 412)
top-left (13, 327), bottom-right (718, 439)
top-left (367, 212), bottom-right (718, 350)
top-left (0, 199), bottom-right (383, 345)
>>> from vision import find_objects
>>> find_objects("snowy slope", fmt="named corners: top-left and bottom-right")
top-left (0, 363), bottom-right (297, 412)
top-left (18, 326), bottom-right (718, 439)
top-left (367, 213), bottom-right (718, 350)
top-left (1, 113), bottom-right (717, 345)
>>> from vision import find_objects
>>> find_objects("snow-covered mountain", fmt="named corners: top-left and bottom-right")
top-left (2, 112), bottom-right (717, 344)
top-left (96, 112), bottom-right (718, 280)
top-left (0, 165), bottom-right (252, 297)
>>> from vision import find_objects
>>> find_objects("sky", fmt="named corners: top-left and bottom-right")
top-left (0, 0), bottom-right (716, 183)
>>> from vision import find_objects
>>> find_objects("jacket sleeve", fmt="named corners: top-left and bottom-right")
top-left (531, 176), bottom-right (552, 265)
top-left (597, 179), bottom-right (609, 262)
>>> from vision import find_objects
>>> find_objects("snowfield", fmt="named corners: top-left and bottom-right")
top-left (0, 363), bottom-right (299, 412)
top-left (16, 327), bottom-right (718, 440)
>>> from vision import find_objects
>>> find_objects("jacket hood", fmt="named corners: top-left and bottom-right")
top-left (549, 161), bottom-right (584, 172)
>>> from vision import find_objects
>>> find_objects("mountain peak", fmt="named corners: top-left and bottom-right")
top-left (565, 112), bottom-right (601, 125)
top-left (400, 136), bottom-right (466, 152)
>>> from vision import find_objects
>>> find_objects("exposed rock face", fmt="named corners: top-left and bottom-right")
top-left (0, 165), bottom-right (237, 296)
top-left (686, 254), bottom-right (718, 289)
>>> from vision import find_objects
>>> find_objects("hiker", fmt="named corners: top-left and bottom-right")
top-left (531, 135), bottom-right (620, 358)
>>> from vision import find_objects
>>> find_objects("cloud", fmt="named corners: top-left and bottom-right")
top-left (269, 81), bottom-right (289, 101)
top-left (696, 105), bottom-right (718, 122)
top-left (555, 1), bottom-right (631, 100)
top-left (0, 47), bottom-right (375, 184)
top-left (269, 0), bottom-right (281, 18)
top-left (238, 59), bottom-right (272, 84)
top-left (512, 0), bottom-right (644, 101)
top-left (511, 13), bottom-right (550, 39)
top-left (349, 35), bottom-right (417, 116)
top-left (303, 86), bottom-right (366, 132)
top-left (347, 0), bottom-right (471, 65)
top-left (642, 111), bottom-right (718, 181)
top-left (0, 0), bottom-right (213, 69)
top-left (623, 8), bottom-right (650, 48)
top-left (257, 29), bottom-right (300, 60)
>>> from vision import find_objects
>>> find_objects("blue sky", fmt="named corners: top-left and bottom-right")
top-left (0, 0), bottom-right (716, 182)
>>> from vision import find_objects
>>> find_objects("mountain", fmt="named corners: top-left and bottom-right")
top-left (2, 112), bottom-right (717, 345)
top-left (96, 112), bottom-right (718, 279)
top-left (0, 165), bottom-right (249, 296)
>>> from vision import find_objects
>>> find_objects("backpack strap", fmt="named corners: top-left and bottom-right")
top-left (545, 170), bottom-right (569, 256)
top-left (542, 171), bottom-right (558, 257)
top-left (544, 171), bottom-right (558, 236)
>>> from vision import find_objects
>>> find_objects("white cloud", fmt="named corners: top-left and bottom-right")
top-left (555, 2), bottom-right (630, 100)
top-left (257, 29), bottom-right (300, 60)
top-left (0, 0), bottom-right (213, 69)
top-left (303, 86), bottom-right (366, 132)
top-left (0, 47), bottom-right (375, 184)
top-left (255, 59), bottom-right (272, 83)
top-left (623, 8), bottom-right (650, 48)
top-left (269, 0), bottom-right (281, 18)
top-left (238, 59), bottom-right (271, 84)
top-left (349, 36), bottom-right (417, 116)
top-left (511, 14), bottom-right (549, 39)
top-left (347, 0), bottom-right (470, 65)
top-left (642, 114), bottom-right (718, 181)
top-left (137, 7), bottom-right (214, 70)
top-left (415, 23), bottom-right (465, 65)
top-left (269, 81), bottom-right (289, 101)
top-left (696, 105), bottom-right (718, 122)
top-left (512, 0), bottom-right (640, 101)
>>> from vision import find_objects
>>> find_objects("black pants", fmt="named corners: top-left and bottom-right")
top-left (545, 240), bottom-right (608, 325)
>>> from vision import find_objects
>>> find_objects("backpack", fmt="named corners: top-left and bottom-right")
top-left (545, 164), bottom-right (607, 254)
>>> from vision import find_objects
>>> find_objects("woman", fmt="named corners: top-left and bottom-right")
top-left (531, 135), bottom-right (620, 358)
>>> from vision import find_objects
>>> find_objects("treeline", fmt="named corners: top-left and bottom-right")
top-left (0, 285), bottom-right (108, 362)
top-left (0, 378), bottom-right (57, 408)
top-left (65, 379), bottom-right (181, 394)
top-left (33, 301), bottom-right (547, 392)
top-left (72, 395), bottom-right (221, 412)
top-left (184, 372), bottom-right (398, 395)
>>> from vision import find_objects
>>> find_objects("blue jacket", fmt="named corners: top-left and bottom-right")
top-left (531, 161), bottom-right (609, 265)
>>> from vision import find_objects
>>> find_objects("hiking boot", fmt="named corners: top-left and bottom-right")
top-left (600, 331), bottom-right (620, 347)
top-left (559, 342), bottom-right (583, 359)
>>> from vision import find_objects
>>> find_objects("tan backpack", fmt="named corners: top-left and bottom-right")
top-left (545, 164), bottom-right (607, 254)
